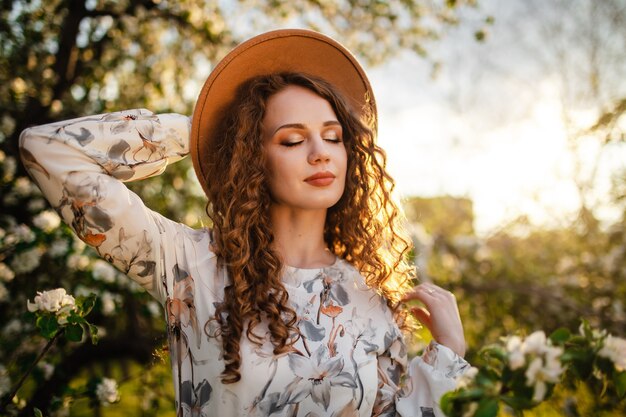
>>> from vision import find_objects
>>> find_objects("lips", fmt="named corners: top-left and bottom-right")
top-left (304, 171), bottom-right (336, 186)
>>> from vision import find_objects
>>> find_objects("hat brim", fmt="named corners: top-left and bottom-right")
top-left (190, 29), bottom-right (376, 196)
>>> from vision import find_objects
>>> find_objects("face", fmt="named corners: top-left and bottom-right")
top-left (262, 85), bottom-right (348, 212)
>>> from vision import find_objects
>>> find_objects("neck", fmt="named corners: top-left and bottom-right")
top-left (269, 205), bottom-right (335, 269)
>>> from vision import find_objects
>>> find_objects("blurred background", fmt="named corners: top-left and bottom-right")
top-left (0, 0), bottom-right (624, 415)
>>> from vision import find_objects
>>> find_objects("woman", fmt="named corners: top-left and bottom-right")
top-left (20, 29), bottom-right (468, 416)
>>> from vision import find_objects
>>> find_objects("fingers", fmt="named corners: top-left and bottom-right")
top-left (401, 283), bottom-right (455, 306)
top-left (401, 282), bottom-right (466, 357)
top-left (411, 306), bottom-right (432, 330)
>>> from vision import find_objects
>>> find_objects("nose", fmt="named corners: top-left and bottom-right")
top-left (307, 135), bottom-right (331, 164)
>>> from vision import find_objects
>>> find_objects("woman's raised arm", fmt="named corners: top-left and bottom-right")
top-left (19, 109), bottom-right (193, 303)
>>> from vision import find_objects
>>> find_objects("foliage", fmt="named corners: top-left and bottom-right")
top-left (1, 289), bottom-right (100, 414)
top-left (441, 322), bottom-right (626, 416)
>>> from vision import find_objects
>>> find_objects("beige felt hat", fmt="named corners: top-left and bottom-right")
top-left (190, 28), bottom-right (376, 196)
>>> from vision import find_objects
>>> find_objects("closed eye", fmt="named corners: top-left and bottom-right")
top-left (281, 140), bottom-right (304, 147)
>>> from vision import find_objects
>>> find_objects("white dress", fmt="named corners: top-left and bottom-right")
top-left (19, 109), bottom-right (469, 417)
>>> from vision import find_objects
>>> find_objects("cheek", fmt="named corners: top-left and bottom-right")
top-left (265, 154), bottom-right (295, 195)
top-left (266, 153), bottom-right (288, 180)
top-left (337, 147), bottom-right (348, 177)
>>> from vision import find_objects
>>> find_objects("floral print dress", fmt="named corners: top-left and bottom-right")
top-left (19, 109), bottom-right (469, 417)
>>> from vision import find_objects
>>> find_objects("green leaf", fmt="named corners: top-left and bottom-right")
top-left (440, 392), bottom-right (453, 415)
top-left (475, 397), bottom-right (499, 417)
top-left (475, 371), bottom-right (499, 390)
top-left (23, 310), bottom-right (36, 324)
top-left (88, 323), bottom-right (99, 345)
top-left (68, 312), bottom-right (85, 325)
top-left (36, 315), bottom-right (59, 339)
top-left (501, 395), bottom-right (534, 410)
top-left (549, 328), bottom-right (571, 344)
top-left (480, 345), bottom-right (507, 363)
top-left (65, 323), bottom-right (84, 342)
top-left (79, 293), bottom-right (97, 316)
top-left (455, 388), bottom-right (485, 401)
top-left (616, 371), bottom-right (626, 398)
top-left (33, 408), bottom-right (43, 417)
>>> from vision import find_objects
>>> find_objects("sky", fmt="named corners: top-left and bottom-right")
top-left (365, 0), bottom-right (626, 234)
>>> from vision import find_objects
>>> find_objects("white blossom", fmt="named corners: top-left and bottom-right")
top-left (13, 177), bottom-right (35, 197)
top-left (505, 331), bottom-right (566, 403)
top-left (7, 224), bottom-right (35, 245)
top-left (542, 346), bottom-right (565, 381)
top-left (66, 253), bottom-right (90, 270)
top-left (10, 246), bottom-right (42, 274)
top-left (2, 156), bottom-right (17, 181)
top-left (74, 285), bottom-right (96, 297)
top-left (33, 210), bottom-right (61, 232)
top-left (456, 366), bottom-right (479, 389)
top-left (38, 362), bottom-right (55, 380)
top-left (599, 335), bottom-right (626, 371)
top-left (0, 262), bottom-right (15, 282)
top-left (146, 301), bottom-right (161, 317)
top-left (0, 364), bottom-right (11, 397)
top-left (526, 359), bottom-right (549, 402)
top-left (521, 331), bottom-right (548, 355)
top-left (27, 288), bottom-right (77, 324)
top-left (48, 239), bottom-right (70, 258)
top-left (27, 198), bottom-right (47, 212)
top-left (119, 275), bottom-right (143, 293)
top-left (579, 322), bottom-right (608, 340)
top-left (92, 260), bottom-right (116, 283)
top-left (1, 114), bottom-right (15, 135)
top-left (96, 325), bottom-right (107, 338)
top-left (100, 291), bottom-right (120, 316)
top-left (506, 335), bottom-right (526, 370)
top-left (3, 318), bottom-right (23, 335)
top-left (95, 378), bottom-right (120, 404)
top-left (72, 238), bottom-right (86, 253)
top-left (524, 347), bottom-right (564, 402)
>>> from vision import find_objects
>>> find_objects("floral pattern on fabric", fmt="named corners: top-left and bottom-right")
top-left (20, 109), bottom-right (469, 417)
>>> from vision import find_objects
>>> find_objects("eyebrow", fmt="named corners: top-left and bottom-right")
top-left (272, 120), bottom-right (341, 136)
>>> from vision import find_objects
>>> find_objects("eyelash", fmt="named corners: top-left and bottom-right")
top-left (281, 137), bottom-right (342, 147)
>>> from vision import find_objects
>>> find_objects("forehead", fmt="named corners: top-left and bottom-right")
top-left (263, 85), bottom-right (338, 129)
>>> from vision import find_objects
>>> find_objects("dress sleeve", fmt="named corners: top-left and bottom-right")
top-left (19, 109), bottom-right (191, 304)
top-left (375, 337), bottom-right (470, 417)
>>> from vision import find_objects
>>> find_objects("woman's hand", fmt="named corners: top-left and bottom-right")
top-left (401, 283), bottom-right (466, 357)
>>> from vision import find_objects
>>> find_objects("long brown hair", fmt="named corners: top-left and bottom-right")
top-left (202, 72), bottom-right (414, 384)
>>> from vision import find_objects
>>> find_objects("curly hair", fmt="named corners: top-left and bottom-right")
top-left (201, 72), bottom-right (415, 384)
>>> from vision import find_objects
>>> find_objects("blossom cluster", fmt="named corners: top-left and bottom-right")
top-left (441, 323), bottom-right (626, 417)
top-left (505, 331), bottom-right (564, 402)
top-left (27, 288), bottom-right (77, 325)
top-left (95, 378), bottom-right (120, 405)
top-left (598, 335), bottom-right (626, 372)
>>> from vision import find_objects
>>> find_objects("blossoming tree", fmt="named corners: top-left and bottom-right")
top-left (1, 0), bottom-right (625, 416)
